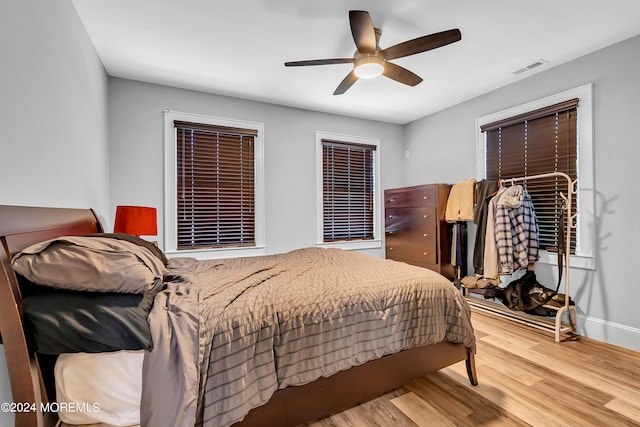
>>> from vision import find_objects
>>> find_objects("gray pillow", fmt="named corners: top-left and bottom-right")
top-left (12, 236), bottom-right (168, 294)
top-left (84, 233), bottom-right (169, 265)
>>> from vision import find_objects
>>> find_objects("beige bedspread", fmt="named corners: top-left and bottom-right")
top-left (141, 247), bottom-right (475, 427)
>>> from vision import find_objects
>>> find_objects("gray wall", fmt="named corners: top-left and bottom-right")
top-left (0, 0), bottom-right (109, 423)
top-left (403, 35), bottom-right (640, 350)
top-left (0, 0), bottom-right (109, 213)
top-left (108, 78), bottom-right (405, 258)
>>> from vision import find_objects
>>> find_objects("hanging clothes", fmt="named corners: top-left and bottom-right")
top-left (456, 222), bottom-right (468, 276)
top-left (450, 222), bottom-right (468, 277)
top-left (446, 178), bottom-right (474, 278)
top-left (483, 186), bottom-right (507, 279)
top-left (445, 178), bottom-right (476, 222)
top-left (472, 179), bottom-right (500, 274)
top-left (494, 185), bottom-right (540, 274)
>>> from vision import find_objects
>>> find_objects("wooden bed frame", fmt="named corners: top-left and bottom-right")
top-left (0, 204), bottom-right (477, 427)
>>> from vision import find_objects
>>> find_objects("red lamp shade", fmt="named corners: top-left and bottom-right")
top-left (113, 206), bottom-right (157, 236)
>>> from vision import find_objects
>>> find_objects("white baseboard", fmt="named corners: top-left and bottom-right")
top-left (577, 315), bottom-right (640, 351)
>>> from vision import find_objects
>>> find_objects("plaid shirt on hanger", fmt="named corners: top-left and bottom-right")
top-left (495, 192), bottom-right (540, 274)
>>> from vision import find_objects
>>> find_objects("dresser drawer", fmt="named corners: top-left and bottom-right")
top-left (410, 186), bottom-right (437, 207)
top-left (384, 190), bottom-right (411, 208)
top-left (385, 185), bottom-right (437, 208)
top-left (385, 237), bottom-right (437, 265)
top-left (385, 208), bottom-right (409, 232)
top-left (386, 225), bottom-right (437, 245)
top-left (408, 207), bottom-right (437, 226)
top-left (386, 207), bottom-right (437, 230)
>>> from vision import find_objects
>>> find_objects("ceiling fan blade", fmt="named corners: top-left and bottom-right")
top-left (285, 58), bottom-right (354, 67)
top-left (333, 71), bottom-right (358, 95)
top-left (383, 62), bottom-right (423, 86)
top-left (349, 10), bottom-right (377, 53)
top-left (381, 29), bottom-right (461, 60)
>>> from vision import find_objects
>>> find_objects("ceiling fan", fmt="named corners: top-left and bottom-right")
top-left (284, 10), bottom-right (462, 95)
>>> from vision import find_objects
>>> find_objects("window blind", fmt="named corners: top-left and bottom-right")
top-left (175, 120), bottom-right (256, 250)
top-left (482, 99), bottom-right (578, 252)
top-left (322, 139), bottom-right (376, 242)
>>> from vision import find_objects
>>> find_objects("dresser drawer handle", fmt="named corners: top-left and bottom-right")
top-left (389, 247), bottom-right (394, 251)
top-left (423, 215), bottom-right (429, 218)
top-left (389, 215), bottom-right (393, 218)
top-left (423, 252), bottom-right (429, 256)
top-left (423, 233), bottom-right (429, 237)
top-left (423, 196), bottom-right (429, 200)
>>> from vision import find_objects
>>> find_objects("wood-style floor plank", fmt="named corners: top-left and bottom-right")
top-left (390, 392), bottom-right (456, 427)
top-left (606, 398), bottom-right (640, 423)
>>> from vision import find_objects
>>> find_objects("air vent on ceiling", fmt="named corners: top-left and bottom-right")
top-left (513, 59), bottom-right (549, 75)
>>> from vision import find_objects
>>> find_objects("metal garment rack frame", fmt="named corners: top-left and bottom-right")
top-left (464, 171), bottom-right (578, 342)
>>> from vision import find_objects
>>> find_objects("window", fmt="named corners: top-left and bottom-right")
top-left (482, 98), bottom-right (578, 252)
top-left (164, 111), bottom-right (264, 258)
top-left (322, 140), bottom-right (375, 241)
top-left (316, 131), bottom-right (381, 250)
top-left (476, 85), bottom-right (595, 269)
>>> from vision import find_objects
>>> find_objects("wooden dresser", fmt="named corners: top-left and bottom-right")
top-left (384, 183), bottom-right (454, 280)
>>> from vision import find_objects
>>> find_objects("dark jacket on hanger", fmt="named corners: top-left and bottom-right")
top-left (472, 179), bottom-right (499, 275)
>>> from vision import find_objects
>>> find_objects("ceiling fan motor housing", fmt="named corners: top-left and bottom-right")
top-left (354, 52), bottom-right (385, 78)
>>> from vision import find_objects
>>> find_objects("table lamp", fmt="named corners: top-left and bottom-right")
top-left (113, 206), bottom-right (157, 236)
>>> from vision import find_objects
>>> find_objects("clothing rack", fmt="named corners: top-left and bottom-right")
top-left (464, 171), bottom-right (578, 342)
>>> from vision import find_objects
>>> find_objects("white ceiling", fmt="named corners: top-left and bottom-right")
top-left (72, 0), bottom-right (640, 124)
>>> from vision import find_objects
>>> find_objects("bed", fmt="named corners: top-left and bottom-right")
top-left (0, 204), bottom-right (477, 427)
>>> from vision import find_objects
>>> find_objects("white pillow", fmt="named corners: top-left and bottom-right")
top-left (55, 351), bottom-right (143, 426)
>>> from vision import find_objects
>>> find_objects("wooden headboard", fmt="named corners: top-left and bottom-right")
top-left (0, 205), bottom-right (102, 427)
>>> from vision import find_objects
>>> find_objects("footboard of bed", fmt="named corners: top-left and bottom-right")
top-left (236, 341), bottom-right (477, 426)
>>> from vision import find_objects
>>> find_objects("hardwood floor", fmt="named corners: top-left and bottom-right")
top-left (307, 310), bottom-right (640, 427)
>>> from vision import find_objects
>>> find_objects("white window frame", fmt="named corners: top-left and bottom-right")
top-left (163, 110), bottom-right (265, 259)
top-left (475, 84), bottom-right (595, 270)
top-left (315, 131), bottom-right (382, 250)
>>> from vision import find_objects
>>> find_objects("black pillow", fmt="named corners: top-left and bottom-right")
top-left (23, 285), bottom-right (162, 354)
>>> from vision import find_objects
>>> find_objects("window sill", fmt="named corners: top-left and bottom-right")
top-left (316, 240), bottom-right (382, 251)
top-left (537, 250), bottom-right (595, 270)
top-left (165, 245), bottom-right (266, 260)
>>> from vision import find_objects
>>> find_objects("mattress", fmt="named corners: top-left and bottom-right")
top-left (55, 350), bottom-right (144, 426)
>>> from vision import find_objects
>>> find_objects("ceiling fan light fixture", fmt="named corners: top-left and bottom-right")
top-left (354, 54), bottom-right (384, 79)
